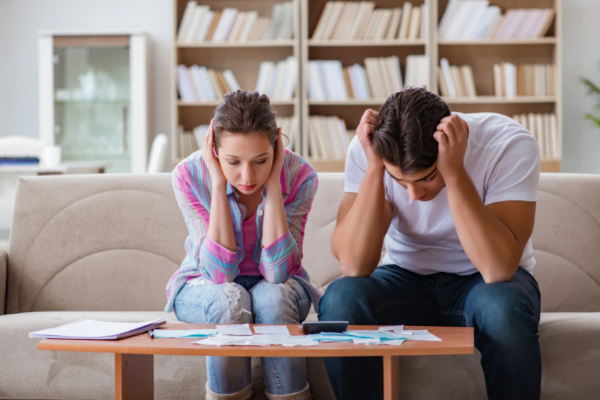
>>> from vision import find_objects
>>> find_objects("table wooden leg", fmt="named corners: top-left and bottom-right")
top-left (383, 355), bottom-right (399, 400)
top-left (115, 353), bottom-right (154, 400)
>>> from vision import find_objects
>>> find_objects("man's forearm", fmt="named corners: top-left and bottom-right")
top-left (207, 183), bottom-right (237, 252)
top-left (445, 168), bottom-right (523, 282)
top-left (332, 166), bottom-right (388, 277)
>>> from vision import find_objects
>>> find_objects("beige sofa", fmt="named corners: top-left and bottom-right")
top-left (1, 172), bottom-right (599, 399)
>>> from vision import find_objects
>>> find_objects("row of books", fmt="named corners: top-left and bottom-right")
top-left (513, 113), bottom-right (560, 160)
top-left (177, 56), bottom-right (297, 102)
top-left (177, 1), bottom-right (294, 44)
top-left (308, 116), bottom-right (354, 161)
top-left (308, 55), bottom-right (428, 101)
top-left (438, 58), bottom-right (477, 98)
top-left (312, 1), bottom-right (427, 41)
top-left (176, 116), bottom-right (298, 159)
top-left (493, 63), bottom-right (556, 98)
top-left (177, 65), bottom-right (241, 102)
top-left (439, 0), bottom-right (554, 40)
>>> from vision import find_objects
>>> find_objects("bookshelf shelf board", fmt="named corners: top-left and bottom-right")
top-left (178, 100), bottom-right (296, 106)
top-left (308, 99), bottom-right (390, 106)
top-left (442, 96), bottom-right (557, 104)
top-left (438, 38), bottom-right (556, 46)
top-left (177, 41), bottom-right (295, 49)
top-left (308, 39), bottom-right (426, 47)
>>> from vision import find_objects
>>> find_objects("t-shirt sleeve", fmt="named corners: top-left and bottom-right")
top-left (484, 132), bottom-right (541, 205)
top-left (344, 135), bottom-right (368, 193)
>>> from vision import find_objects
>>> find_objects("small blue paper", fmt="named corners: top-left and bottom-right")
top-left (151, 329), bottom-right (218, 338)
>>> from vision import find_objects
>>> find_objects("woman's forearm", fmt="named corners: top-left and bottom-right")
top-left (262, 181), bottom-right (289, 247)
top-left (207, 182), bottom-right (237, 252)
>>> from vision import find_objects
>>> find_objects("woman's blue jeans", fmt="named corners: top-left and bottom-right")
top-left (318, 265), bottom-right (541, 400)
top-left (174, 275), bottom-right (311, 395)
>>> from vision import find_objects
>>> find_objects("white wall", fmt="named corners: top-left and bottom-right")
top-left (562, 0), bottom-right (600, 174)
top-left (0, 0), bottom-right (173, 165)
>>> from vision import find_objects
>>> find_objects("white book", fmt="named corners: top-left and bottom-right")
top-left (272, 59), bottom-right (288, 100)
top-left (534, 64), bottom-right (546, 96)
top-left (363, 9), bottom-right (382, 40)
top-left (515, 9), bottom-right (540, 38)
top-left (177, 65), bottom-right (198, 101)
top-left (195, 10), bottom-right (215, 43)
top-left (374, 9), bottom-right (394, 40)
top-left (438, 0), bottom-right (461, 39)
top-left (315, 117), bottom-right (334, 159)
top-left (212, 8), bottom-right (236, 42)
top-left (504, 62), bottom-right (517, 98)
top-left (533, 9), bottom-right (554, 38)
top-left (278, 2), bottom-right (295, 40)
top-left (331, 2), bottom-right (353, 40)
top-left (263, 3), bottom-right (283, 40)
top-left (385, 7), bottom-right (402, 39)
top-left (474, 6), bottom-right (501, 39)
top-left (504, 9), bottom-right (529, 38)
top-left (542, 114), bottom-right (552, 159)
top-left (255, 61), bottom-right (274, 95)
top-left (357, 63), bottom-right (372, 98)
top-left (222, 70), bottom-right (241, 92)
top-left (461, 65), bottom-right (477, 97)
top-left (193, 124), bottom-right (209, 148)
top-left (313, 2), bottom-right (335, 40)
top-left (450, 66), bottom-right (466, 97)
top-left (337, 117), bottom-right (350, 153)
top-left (495, 9), bottom-right (526, 39)
top-left (536, 113), bottom-right (546, 157)
top-left (527, 113), bottom-right (537, 141)
top-left (238, 11), bottom-right (258, 43)
top-left (493, 63), bottom-right (503, 96)
top-left (326, 60), bottom-right (347, 100)
top-left (364, 57), bottom-right (383, 99)
top-left (550, 113), bottom-right (559, 158)
top-left (347, 64), bottom-right (363, 99)
top-left (484, 13), bottom-right (504, 39)
top-left (460, 1), bottom-right (489, 40)
top-left (308, 61), bottom-right (326, 100)
top-left (444, 1), bottom-right (472, 40)
top-left (186, 5), bottom-right (208, 43)
top-left (420, 4), bottom-right (428, 39)
top-left (267, 64), bottom-right (279, 98)
top-left (347, 2), bottom-right (375, 40)
top-left (322, 2), bottom-right (345, 40)
top-left (308, 117), bottom-right (324, 159)
top-left (281, 56), bottom-right (298, 101)
top-left (378, 57), bottom-right (394, 97)
top-left (440, 58), bottom-right (457, 98)
top-left (207, 69), bottom-right (224, 99)
top-left (29, 318), bottom-right (166, 340)
top-left (198, 66), bottom-right (216, 100)
top-left (407, 6), bottom-right (421, 40)
top-left (354, 3), bottom-right (375, 40)
top-left (389, 55), bottom-right (404, 92)
top-left (397, 2), bottom-right (413, 40)
top-left (177, 1), bottom-right (198, 43)
top-left (227, 12), bottom-right (247, 43)
top-left (190, 65), bottom-right (208, 101)
top-left (326, 117), bottom-right (346, 160)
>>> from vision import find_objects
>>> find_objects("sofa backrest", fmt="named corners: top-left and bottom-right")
top-left (5, 173), bottom-right (600, 314)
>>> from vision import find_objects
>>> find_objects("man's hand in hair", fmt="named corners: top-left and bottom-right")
top-left (434, 114), bottom-right (469, 180)
top-left (357, 109), bottom-right (384, 170)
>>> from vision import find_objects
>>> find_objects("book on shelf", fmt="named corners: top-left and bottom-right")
top-left (512, 113), bottom-right (559, 160)
top-left (493, 62), bottom-right (555, 98)
top-left (438, 0), bottom-right (555, 40)
top-left (276, 116), bottom-right (299, 152)
top-left (311, 1), bottom-right (426, 41)
top-left (308, 116), bottom-right (354, 161)
top-left (178, 65), bottom-right (243, 102)
top-left (308, 56), bottom-right (408, 101)
top-left (177, 1), bottom-right (294, 44)
top-left (255, 56), bottom-right (297, 101)
top-left (404, 55), bottom-right (429, 89)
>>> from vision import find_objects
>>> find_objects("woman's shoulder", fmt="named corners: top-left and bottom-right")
top-left (284, 149), bottom-right (317, 181)
top-left (172, 150), bottom-right (206, 182)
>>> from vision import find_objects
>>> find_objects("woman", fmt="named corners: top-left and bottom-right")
top-left (165, 90), bottom-right (320, 400)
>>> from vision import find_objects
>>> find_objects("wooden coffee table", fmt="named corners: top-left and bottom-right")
top-left (38, 324), bottom-right (473, 400)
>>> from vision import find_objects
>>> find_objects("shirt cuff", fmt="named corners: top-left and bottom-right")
top-left (261, 230), bottom-right (296, 265)
top-left (202, 234), bottom-right (239, 270)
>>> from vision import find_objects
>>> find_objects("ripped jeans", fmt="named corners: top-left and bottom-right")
top-left (173, 275), bottom-right (312, 396)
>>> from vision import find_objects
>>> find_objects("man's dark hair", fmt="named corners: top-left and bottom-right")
top-left (372, 87), bottom-right (451, 174)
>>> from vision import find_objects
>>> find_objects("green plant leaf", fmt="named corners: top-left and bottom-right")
top-left (584, 113), bottom-right (600, 129)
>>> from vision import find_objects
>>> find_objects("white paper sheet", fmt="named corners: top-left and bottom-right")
top-left (378, 325), bottom-right (405, 333)
top-left (216, 324), bottom-right (253, 336)
top-left (404, 330), bottom-right (442, 341)
top-left (253, 326), bottom-right (291, 336)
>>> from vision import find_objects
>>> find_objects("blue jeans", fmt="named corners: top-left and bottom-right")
top-left (318, 265), bottom-right (541, 400)
top-left (174, 275), bottom-right (312, 395)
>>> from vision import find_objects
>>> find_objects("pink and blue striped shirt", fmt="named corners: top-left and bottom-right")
top-left (165, 149), bottom-right (321, 313)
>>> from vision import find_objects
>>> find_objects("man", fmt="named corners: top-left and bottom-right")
top-left (318, 87), bottom-right (541, 400)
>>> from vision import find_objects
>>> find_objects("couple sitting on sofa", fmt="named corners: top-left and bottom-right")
top-left (164, 89), bottom-right (542, 400)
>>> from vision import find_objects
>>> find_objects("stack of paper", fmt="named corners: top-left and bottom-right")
top-left (29, 318), bottom-right (166, 340)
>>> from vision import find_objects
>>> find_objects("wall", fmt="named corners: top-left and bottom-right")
top-left (561, 0), bottom-right (600, 174)
top-left (0, 0), bottom-right (173, 167)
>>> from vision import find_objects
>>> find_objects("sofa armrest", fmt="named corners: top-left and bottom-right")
top-left (0, 245), bottom-right (6, 315)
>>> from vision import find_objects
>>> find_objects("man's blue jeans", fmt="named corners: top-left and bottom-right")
top-left (318, 265), bottom-right (541, 400)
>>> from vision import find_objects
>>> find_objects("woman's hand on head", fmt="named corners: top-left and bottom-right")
top-left (267, 128), bottom-right (285, 190)
top-left (202, 119), bottom-right (227, 188)
top-left (357, 109), bottom-right (384, 170)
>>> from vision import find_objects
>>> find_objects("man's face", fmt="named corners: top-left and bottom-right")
top-left (383, 162), bottom-right (446, 202)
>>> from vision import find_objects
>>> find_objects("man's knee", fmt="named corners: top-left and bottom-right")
top-left (318, 276), bottom-right (373, 322)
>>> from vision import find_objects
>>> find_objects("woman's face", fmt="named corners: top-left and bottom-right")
top-left (217, 131), bottom-right (274, 195)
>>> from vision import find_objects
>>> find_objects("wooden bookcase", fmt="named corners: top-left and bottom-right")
top-left (171, 0), bottom-right (562, 172)
top-left (171, 0), bottom-right (301, 166)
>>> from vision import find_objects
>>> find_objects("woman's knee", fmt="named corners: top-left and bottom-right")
top-left (251, 279), bottom-right (310, 324)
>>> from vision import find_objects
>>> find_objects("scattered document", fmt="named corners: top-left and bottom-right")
top-left (29, 318), bottom-right (166, 340)
top-left (194, 335), bottom-right (319, 347)
top-left (404, 330), bottom-right (442, 341)
top-left (379, 325), bottom-right (405, 333)
top-left (217, 324), bottom-right (253, 336)
top-left (150, 329), bottom-right (217, 338)
top-left (253, 325), bottom-right (291, 336)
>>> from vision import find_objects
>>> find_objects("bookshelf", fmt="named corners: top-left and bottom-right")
top-left (171, 0), bottom-right (562, 173)
top-left (171, 0), bottom-right (301, 166)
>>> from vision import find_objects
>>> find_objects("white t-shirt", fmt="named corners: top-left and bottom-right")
top-left (344, 112), bottom-right (541, 275)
